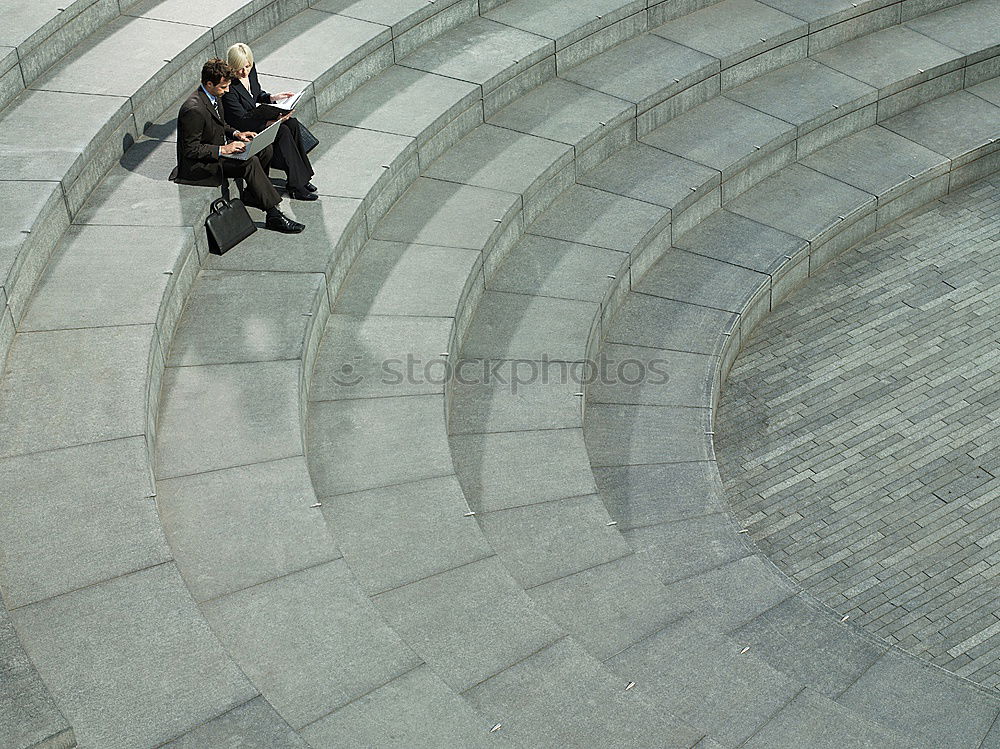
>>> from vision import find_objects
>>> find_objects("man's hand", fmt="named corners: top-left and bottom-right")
top-left (235, 131), bottom-right (256, 142)
top-left (271, 92), bottom-right (295, 102)
top-left (220, 141), bottom-right (246, 156)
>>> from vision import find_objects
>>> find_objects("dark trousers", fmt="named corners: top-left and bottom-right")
top-left (271, 118), bottom-right (314, 192)
top-left (221, 144), bottom-right (280, 211)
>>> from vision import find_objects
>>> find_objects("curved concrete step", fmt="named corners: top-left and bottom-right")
top-left (0, 0), bottom-right (486, 745)
top-left (3, 0), bottom-right (998, 744)
top-left (453, 35), bottom-right (989, 749)
top-left (583, 99), bottom-right (1000, 745)
top-left (306, 2), bottom-right (1000, 744)
top-left (151, 1), bottom-right (688, 744)
top-left (1, 0), bottom-right (121, 112)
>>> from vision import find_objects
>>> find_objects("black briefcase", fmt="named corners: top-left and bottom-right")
top-left (299, 122), bottom-right (319, 154)
top-left (205, 196), bottom-right (256, 255)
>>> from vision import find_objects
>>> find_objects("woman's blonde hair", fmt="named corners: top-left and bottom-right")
top-left (226, 43), bottom-right (254, 72)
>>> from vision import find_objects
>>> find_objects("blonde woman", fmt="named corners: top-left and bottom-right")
top-left (221, 42), bottom-right (318, 201)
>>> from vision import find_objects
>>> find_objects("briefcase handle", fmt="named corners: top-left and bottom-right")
top-left (210, 197), bottom-right (231, 215)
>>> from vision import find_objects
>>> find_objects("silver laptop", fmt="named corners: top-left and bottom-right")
top-left (222, 118), bottom-right (282, 161)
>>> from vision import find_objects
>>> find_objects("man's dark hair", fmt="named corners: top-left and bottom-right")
top-left (201, 58), bottom-right (234, 85)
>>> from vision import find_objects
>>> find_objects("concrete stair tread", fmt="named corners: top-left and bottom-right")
top-left (0, 325), bottom-right (155, 459)
top-left (725, 58), bottom-right (877, 132)
top-left (308, 313), bottom-right (452, 400)
top-left (162, 696), bottom-right (307, 748)
top-left (0, 437), bottom-right (168, 610)
top-left (156, 456), bottom-right (339, 603)
top-left (673, 209), bottom-right (809, 279)
top-left (398, 17), bottom-right (553, 96)
top-left (726, 163), bottom-right (877, 244)
top-left (156, 359), bottom-right (302, 479)
top-left (319, 474), bottom-right (491, 596)
top-left (312, 0), bottom-right (470, 39)
top-left (0, 602), bottom-right (75, 749)
top-left (593, 461), bottom-right (726, 530)
top-left (370, 556), bottom-right (563, 693)
top-left (801, 124), bottom-right (951, 201)
top-left (0, 180), bottom-right (69, 328)
top-left (201, 559), bottom-right (422, 731)
top-left (320, 65), bottom-right (480, 147)
top-left (561, 32), bottom-right (718, 113)
top-left (10, 564), bottom-right (256, 749)
top-left (606, 614), bottom-right (804, 748)
top-left (606, 291), bottom-right (737, 356)
top-left (743, 687), bottom-right (915, 749)
top-left (526, 553), bottom-right (686, 660)
top-left (3, 0), bottom-right (109, 50)
top-left (448, 363), bottom-right (584, 435)
top-left (125, 0), bottom-right (274, 29)
top-left (372, 176), bottom-right (520, 249)
top-left (640, 95), bottom-right (795, 180)
top-left (623, 513), bottom-right (752, 586)
top-left (248, 8), bottom-right (390, 105)
top-left (730, 593), bottom-right (889, 700)
top-left (839, 647), bottom-right (1000, 748)
top-left (528, 183), bottom-right (669, 253)
top-left (451, 427), bottom-right (598, 513)
top-left (479, 494), bottom-right (630, 590)
top-left (281, 122), bottom-right (414, 220)
top-left (637, 246), bottom-right (771, 315)
top-left (812, 23), bottom-right (965, 94)
top-left (652, 0), bottom-right (806, 70)
top-left (299, 664), bottom-right (510, 748)
top-left (307, 394), bottom-right (454, 496)
top-left (464, 636), bottom-right (706, 748)
top-left (32, 15), bottom-right (211, 107)
top-left (166, 269), bottom-right (325, 367)
top-left (585, 402), bottom-right (713, 466)
top-left (485, 0), bottom-right (644, 51)
top-left (486, 76), bottom-right (635, 154)
top-left (0, 88), bottom-right (132, 184)
top-left (882, 89), bottom-right (1000, 161)
top-left (424, 122), bottom-right (574, 223)
top-left (22, 224), bottom-right (193, 333)
top-left (333, 238), bottom-right (483, 317)
top-left (72, 137), bottom-right (211, 227)
top-left (904, 0), bottom-right (1000, 60)
top-left (970, 75), bottom-right (1000, 105)
top-left (757, 0), bottom-right (898, 28)
top-left (0, 0), bottom-right (121, 109)
top-left (578, 141), bottom-right (720, 211)
top-left (460, 289), bottom-right (598, 361)
top-left (485, 234), bottom-right (628, 303)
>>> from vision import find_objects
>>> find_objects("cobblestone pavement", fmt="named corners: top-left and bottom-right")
top-left (716, 174), bottom-right (1000, 691)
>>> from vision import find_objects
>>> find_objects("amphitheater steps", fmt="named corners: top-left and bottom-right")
top-left (604, 615), bottom-right (913, 749)
top-left (1, 0), bottom-right (998, 744)
top-left (1, 0), bottom-right (122, 111)
top-left (0, 0), bottom-right (478, 744)
top-left (446, 18), bottom-right (1000, 748)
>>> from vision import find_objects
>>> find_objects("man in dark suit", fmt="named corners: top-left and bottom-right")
top-left (171, 58), bottom-right (303, 234)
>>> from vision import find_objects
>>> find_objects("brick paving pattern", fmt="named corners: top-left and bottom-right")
top-left (716, 174), bottom-right (1000, 691)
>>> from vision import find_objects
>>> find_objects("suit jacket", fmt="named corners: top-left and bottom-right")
top-left (170, 87), bottom-right (238, 187)
top-left (221, 66), bottom-right (272, 132)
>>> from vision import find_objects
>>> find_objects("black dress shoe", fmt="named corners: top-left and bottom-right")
top-left (264, 210), bottom-right (305, 233)
top-left (288, 188), bottom-right (318, 201)
top-left (305, 182), bottom-right (318, 193)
